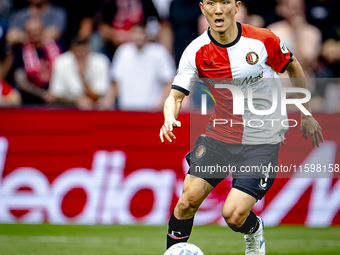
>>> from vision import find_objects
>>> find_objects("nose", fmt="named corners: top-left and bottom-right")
top-left (215, 2), bottom-right (222, 14)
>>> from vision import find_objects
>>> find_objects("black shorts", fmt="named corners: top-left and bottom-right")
top-left (186, 135), bottom-right (280, 200)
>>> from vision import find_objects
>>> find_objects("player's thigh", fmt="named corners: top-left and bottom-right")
top-left (222, 188), bottom-right (256, 221)
top-left (175, 175), bottom-right (214, 215)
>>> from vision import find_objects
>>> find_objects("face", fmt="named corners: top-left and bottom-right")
top-left (30, 0), bottom-right (47, 7)
top-left (281, 0), bottom-right (305, 19)
top-left (25, 18), bottom-right (43, 44)
top-left (131, 26), bottom-right (147, 49)
top-left (200, 0), bottom-right (241, 33)
top-left (71, 44), bottom-right (89, 62)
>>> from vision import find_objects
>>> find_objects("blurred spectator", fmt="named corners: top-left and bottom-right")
top-left (235, 2), bottom-right (265, 28)
top-left (0, 0), bottom-right (12, 19)
top-left (241, 0), bottom-right (277, 26)
top-left (99, 22), bottom-right (175, 111)
top-left (50, 0), bottom-right (98, 49)
top-left (315, 40), bottom-right (340, 79)
top-left (0, 3), bottom-right (9, 80)
top-left (305, 0), bottom-right (340, 41)
top-left (268, 0), bottom-right (322, 79)
top-left (0, 79), bottom-right (21, 106)
top-left (49, 37), bottom-right (110, 110)
top-left (13, 17), bottom-right (61, 105)
top-left (2, 0), bottom-right (66, 87)
top-left (6, 0), bottom-right (66, 45)
top-left (151, 0), bottom-right (172, 19)
top-left (0, 0), bottom-right (13, 83)
top-left (314, 40), bottom-right (340, 112)
top-left (169, 0), bottom-right (203, 66)
top-left (149, 0), bottom-right (174, 52)
top-left (97, 0), bottom-right (160, 59)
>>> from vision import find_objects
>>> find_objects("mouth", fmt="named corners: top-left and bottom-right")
top-left (215, 19), bottom-right (224, 27)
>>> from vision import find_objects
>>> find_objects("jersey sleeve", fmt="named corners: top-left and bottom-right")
top-left (265, 31), bottom-right (293, 73)
top-left (172, 44), bottom-right (199, 96)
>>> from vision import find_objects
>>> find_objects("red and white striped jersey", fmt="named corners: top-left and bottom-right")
top-left (172, 22), bottom-right (293, 145)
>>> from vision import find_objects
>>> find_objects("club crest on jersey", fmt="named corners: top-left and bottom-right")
top-left (204, 61), bottom-right (213, 67)
top-left (195, 145), bottom-right (206, 158)
top-left (280, 41), bottom-right (289, 54)
top-left (245, 52), bottom-right (259, 65)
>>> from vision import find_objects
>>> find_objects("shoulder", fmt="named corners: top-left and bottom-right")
top-left (181, 31), bottom-right (211, 59)
top-left (10, 8), bottom-right (28, 18)
top-left (89, 52), bottom-right (110, 66)
top-left (54, 51), bottom-right (74, 66)
top-left (9, 8), bottom-right (28, 25)
top-left (188, 31), bottom-right (211, 52)
top-left (241, 23), bottom-right (280, 44)
top-left (49, 5), bottom-right (66, 15)
top-left (115, 43), bottom-right (135, 54)
top-left (145, 43), bottom-right (171, 56)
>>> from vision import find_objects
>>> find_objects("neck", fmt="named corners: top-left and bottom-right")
top-left (33, 40), bottom-right (43, 48)
top-left (210, 22), bottom-right (239, 45)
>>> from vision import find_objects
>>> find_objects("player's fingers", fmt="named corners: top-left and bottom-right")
top-left (301, 128), bottom-right (307, 140)
top-left (318, 126), bottom-right (324, 143)
top-left (168, 130), bottom-right (176, 139)
top-left (314, 132), bottom-right (320, 147)
top-left (164, 121), bottom-right (173, 132)
top-left (173, 121), bottom-right (181, 128)
top-left (308, 132), bottom-right (315, 148)
top-left (162, 126), bottom-right (172, 143)
top-left (159, 129), bottom-right (164, 143)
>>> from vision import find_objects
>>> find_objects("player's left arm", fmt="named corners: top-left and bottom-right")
top-left (286, 56), bottom-right (324, 147)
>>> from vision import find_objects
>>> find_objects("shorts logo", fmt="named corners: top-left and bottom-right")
top-left (195, 145), bottom-right (206, 158)
top-left (204, 61), bottom-right (213, 67)
top-left (259, 179), bottom-right (267, 190)
top-left (245, 52), bottom-right (259, 65)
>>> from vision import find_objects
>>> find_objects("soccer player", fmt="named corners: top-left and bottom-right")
top-left (159, 0), bottom-right (324, 255)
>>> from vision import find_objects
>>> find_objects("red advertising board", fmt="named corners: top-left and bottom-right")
top-left (0, 109), bottom-right (339, 226)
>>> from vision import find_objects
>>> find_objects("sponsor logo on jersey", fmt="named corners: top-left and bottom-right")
top-left (195, 145), bottom-right (206, 158)
top-left (203, 61), bottom-right (213, 67)
top-left (241, 71), bottom-right (264, 85)
top-left (245, 51), bottom-right (259, 65)
top-left (280, 41), bottom-right (289, 54)
top-left (207, 71), bottom-right (264, 87)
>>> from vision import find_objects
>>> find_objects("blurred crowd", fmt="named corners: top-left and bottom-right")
top-left (0, 0), bottom-right (339, 112)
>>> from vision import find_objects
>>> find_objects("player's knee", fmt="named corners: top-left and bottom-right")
top-left (222, 210), bottom-right (248, 229)
top-left (177, 193), bottom-right (201, 214)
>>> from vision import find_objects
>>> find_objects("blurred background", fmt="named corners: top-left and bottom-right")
top-left (0, 0), bottom-right (339, 110)
top-left (0, 1), bottom-right (339, 254)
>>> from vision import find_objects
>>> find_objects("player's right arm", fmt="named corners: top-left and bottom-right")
top-left (159, 35), bottom-right (200, 143)
top-left (159, 89), bottom-right (185, 143)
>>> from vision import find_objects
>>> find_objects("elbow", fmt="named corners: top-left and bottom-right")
top-left (286, 56), bottom-right (304, 78)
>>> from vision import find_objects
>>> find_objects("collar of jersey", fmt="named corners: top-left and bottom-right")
top-left (208, 22), bottom-right (242, 48)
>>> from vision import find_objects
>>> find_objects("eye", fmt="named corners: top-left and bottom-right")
top-left (207, 1), bottom-right (214, 5)
top-left (222, 1), bottom-right (228, 4)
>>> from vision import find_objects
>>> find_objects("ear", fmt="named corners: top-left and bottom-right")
top-left (199, 2), bottom-right (205, 16)
top-left (235, 1), bottom-right (241, 14)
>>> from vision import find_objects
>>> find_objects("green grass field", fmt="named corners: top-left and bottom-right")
top-left (0, 224), bottom-right (339, 255)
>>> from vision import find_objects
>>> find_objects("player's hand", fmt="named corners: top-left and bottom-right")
top-left (159, 117), bottom-right (181, 143)
top-left (300, 115), bottom-right (324, 148)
